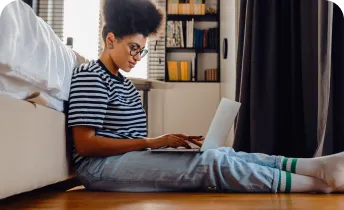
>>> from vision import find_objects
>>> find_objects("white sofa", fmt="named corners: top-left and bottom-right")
top-left (0, 1), bottom-right (87, 199)
top-left (0, 95), bottom-right (73, 199)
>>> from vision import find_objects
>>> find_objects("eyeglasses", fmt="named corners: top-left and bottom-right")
top-left (116, 37), bottom-right (149, 58)
top-left (129, 47), bottom-right (148, 58)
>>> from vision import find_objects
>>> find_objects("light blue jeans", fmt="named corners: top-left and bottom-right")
top-left (74, 147), bottom-right (284, 193)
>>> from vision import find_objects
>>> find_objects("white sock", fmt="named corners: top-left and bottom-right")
top-left (277, 171), bottom-right (332, 193)
top-left (281, 158), bottom-right (300, 173)
top-left (281, 152), bottom-right (344, 190)
top-left (281, 157), bottom-right (323, 178)
top-left (277, 171), bottom-right (290, 193)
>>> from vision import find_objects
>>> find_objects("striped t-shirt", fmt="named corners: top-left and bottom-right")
top-left (67, 59), bottom-right (147, 163)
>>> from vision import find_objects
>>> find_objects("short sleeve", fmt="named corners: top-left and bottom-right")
top-left (67, 69), bottom-right (108, 129)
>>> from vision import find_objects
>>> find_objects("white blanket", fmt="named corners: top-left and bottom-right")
top-left (0, 70), bottom-right (64, 111)
top-left (0, 0), bottom-right (86, 105)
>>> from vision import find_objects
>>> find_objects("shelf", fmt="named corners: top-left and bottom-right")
top-left (166, 48), bottom-right (217, 53)
top-left (166, 80), bottom-right (220, 83)
top-left (164, 0), bottom-right (220, 83)
top-left (167, 14), bottom-right (218, 22)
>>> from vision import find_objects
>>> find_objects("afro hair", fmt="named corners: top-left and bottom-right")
top-left (101, 0), bottom-right (164, 41)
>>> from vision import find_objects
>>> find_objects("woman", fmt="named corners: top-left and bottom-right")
top-left (67, 0), bottom-right (344, 193)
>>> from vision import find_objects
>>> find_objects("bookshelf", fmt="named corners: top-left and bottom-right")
top-left (164, 0), bottom-right (221, 83)
top-left (167, 14), bottom-right (218, 21)
top-left (166, 48), bottom-right (217, 53)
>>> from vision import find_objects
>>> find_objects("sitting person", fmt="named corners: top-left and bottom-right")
top-left (67, 0), bottom-right (344, 193)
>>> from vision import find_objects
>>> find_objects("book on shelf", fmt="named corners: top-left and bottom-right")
top-left (168, 0), bottom-right (179, 14)
top-left (194, 0), bottom-right (206, 15)
top-left (186, 19), bottom-right (194, 47)
top-left (167, 20), bottom-right (217, 49)
top-left (167, 60), bottom-right (195, 81)
top-left (166, 21), bottom-right (184, 47)
top-left (178, 0), bottom-right (190, 15)
top-left (204, 68), bottom-right (218, 81)
top-left (168, 0), bottom-right (210, 15)
top-left (194, 27), bottom-right (217, 49)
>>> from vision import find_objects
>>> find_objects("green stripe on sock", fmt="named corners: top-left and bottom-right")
top-left (291, 158), bottom-right (298, 173)
top-left (285, 172), bottom-right (292, 193)
top-left (282, 158), bottom-right (288, 171)
top-left (277, 170), bottom-right (282, 192)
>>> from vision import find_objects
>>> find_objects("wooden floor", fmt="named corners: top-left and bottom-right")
top-left (1, 186), bottom-right (344, 210)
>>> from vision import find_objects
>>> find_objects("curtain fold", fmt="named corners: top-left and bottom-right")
top-left (314, 0), bottom-right (333, 157)
top-left (319, 4), bottom-right (344, 156)
top-left (234, 0), bottom-right (342, 157)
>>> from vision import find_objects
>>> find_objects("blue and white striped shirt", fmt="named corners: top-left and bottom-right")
top-left (67, 59), bottom-right (147, 163)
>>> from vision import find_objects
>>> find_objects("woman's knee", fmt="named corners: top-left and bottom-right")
top-left (200, 149), bottom-right (225, 163)
top-left (217, 147), bottom-right (236, 155)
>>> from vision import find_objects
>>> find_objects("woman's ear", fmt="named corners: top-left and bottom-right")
top-left (106, 32), bottom-right (118, 49)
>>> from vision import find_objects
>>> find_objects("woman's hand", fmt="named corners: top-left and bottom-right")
top-left (147, 134), bottom-right (191, 149)
top-left (182, 135), bottom-right (205, 141)
top-left (174, 134), bottom-right (204, 147)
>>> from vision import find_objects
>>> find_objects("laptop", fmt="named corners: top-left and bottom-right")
top-left (150, 97), bottom-right (241, 153)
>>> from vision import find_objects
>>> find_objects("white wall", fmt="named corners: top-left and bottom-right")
top-left (148, 83), bottom-right (220, 138)
top-left (220, 0), bottom-right (238, 146)
top-left (147, 89), bottom-right (165, 138)
top-left (162, 83), bottom-right (220, 136)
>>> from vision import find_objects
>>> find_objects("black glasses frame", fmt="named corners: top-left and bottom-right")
top-left (129, 47), bottom-right (148, 58)
top-left (116, 37), bottom-right (148, 58)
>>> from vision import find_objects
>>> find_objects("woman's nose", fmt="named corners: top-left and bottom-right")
top-left (133, 54), bottom-right (142, 61)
